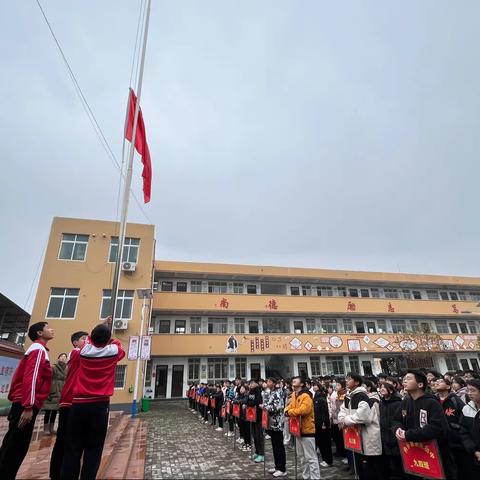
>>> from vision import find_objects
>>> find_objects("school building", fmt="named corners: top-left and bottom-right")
top-left (29, 217), bottom-right (480, 405)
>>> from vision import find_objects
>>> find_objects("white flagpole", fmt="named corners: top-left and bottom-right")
top-left (110, 0), bottom-right (152, 326)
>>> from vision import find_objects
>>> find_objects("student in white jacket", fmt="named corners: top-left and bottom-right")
top-left (338, 373), bottom-right (382, 480)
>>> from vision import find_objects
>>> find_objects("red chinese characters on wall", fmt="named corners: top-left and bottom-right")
top-left (215, 297), bottom-right (229, 309)
top-left (266, 299), bottom-right (278, 310)
top-left (452, 304), bottom-right (459, 314)
top-left (347, 301), bottom-right (356, 312)
top-left (388, 302), bottom-right (395, 313)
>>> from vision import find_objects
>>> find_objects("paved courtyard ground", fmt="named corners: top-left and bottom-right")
top-left (143, 401), bottom-right (354, 479)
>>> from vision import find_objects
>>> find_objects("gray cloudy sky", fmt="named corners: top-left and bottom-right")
top-left (1, 1), bottom-right (480, 310)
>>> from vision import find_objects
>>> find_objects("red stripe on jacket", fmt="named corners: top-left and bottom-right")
top-left (59, 348), bottom-right (81, 408)
top-left (8, 340), bottom-right (52, 410)
top-left (72, 336), bottom-right (125, 404)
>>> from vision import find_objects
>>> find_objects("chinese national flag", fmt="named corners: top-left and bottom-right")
top-left (125, 88), bottom-right (152, 203)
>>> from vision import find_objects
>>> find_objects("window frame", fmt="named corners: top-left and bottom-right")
top-left (108, 237), bottom-right (140, 264)
top-left (46, 288), bottom-right (80, 319)
top-left (114, 364), bottom-right (127, 389)
top-left (100, 289), bottom-right (134, 320)
top-left (174, 320), bottom-right (186, 334)
top-left (58, 233), bottom-right (89, 262)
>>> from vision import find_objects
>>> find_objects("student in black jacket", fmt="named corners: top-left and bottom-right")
top-left (247, 379), bottom-right (264, 462)
top-left (379, 382), bottom-right (402, 479)
top-left (436, 378), bottom-right (470, 479)
top-left (459, 379), bottom-right (480, 480)
top-left (211, 384), bottom-right (224, 430)
top-left (392, 370), bottom-right (457, 480)
top-left (313, 383), bottom-right (333, 467)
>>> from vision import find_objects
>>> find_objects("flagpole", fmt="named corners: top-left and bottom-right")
top-left (110, 0), bottom-right (152, 327)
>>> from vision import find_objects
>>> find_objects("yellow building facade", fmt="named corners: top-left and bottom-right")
top-left (30, 217), bottom-right (480, 405)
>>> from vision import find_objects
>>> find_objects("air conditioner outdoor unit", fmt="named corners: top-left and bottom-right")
top-left (122, 262), bottom-right (136, 272)
top-left (113, 319), bottom-right (128, 330)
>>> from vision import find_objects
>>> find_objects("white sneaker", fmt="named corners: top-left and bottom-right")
top-left (268, 467), bottom-right (277, 473)
top-left (215, 427), bottom-right (223, 431)
top-left (342, 458), bottom-right (349, 464)
top-left (224, 432), bottom-right (229, 436)
top-left (227, 431), bottom-right (234, 437)
top-left (204, 421), bottom-right (209, 424)
top-left (273, 471), bottom-right (287, 477)
top-left (265, 434), bottom-right (271, 439)
top-left (320, 461), bottom-right (329, 467)
top-left (236, 437), bottom-right (242, 443)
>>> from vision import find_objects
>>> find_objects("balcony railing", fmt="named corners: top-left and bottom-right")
top-left (153, 292), bottom-right (476, 316)
top-left (150, 332), bottom-right (479, 357)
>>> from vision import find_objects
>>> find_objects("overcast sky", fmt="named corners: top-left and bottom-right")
top-left (1, 1), bottom-right (480, 311)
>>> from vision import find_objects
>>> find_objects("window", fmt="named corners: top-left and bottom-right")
top-left (349, 288), bottom-right (359, 297)
top-left (158, 319), bottom-right (170, 333)
top-left (58, 234), bottom-right (88, 261)
top-left (391, 319), bottom-right (406, 333)
top-left (306, 319), bottom-right (317, 334)
top-left (101, 289), bottom-right (133, 319)
top-left (426, 290), bottom-right (439, 300)
top-left (321, 319), bottom-right (338, 334)
top-left (459, 323), bottom-right (468, 334)
top-left (176, 282), bottom-right (187, 292)
top-left (302, 285), bottom-right (312, 296)
top-left (470, 291), bottom-right (480, 302)
top-left (326, 356), bottom-right (345, 375)
top-left (460, 359), bottom-right (470, 371)
top-left (471, 358), bottom-right (480, 371)
top-left (208, 282), bottom-right (227, 293)
top-left (293, 321), bottom-right (304, 333)
top-left (468, 321), bottom-right (478, 334)
top-left (47, 288), bottom-right (79, 318)
top-left (355, 322), bottom-right (365, 334)
top-left (310, 357), bottom-right (321, 376)
top-left (409, 319), bottom-right (419, 331)
top-left (175, 320), bottom-right (186, 334)
top-left (449, 323), bottom-right (459, 334)
top-left (349, 356), bottom-right (360, 374)
top-left (458, 291), bottom-right (467, 301)
top-left (233, 283), bottom-right (244, 294)
top-left (246, 285), bottom-right (257, 294)
top-left (249, 321), bottom-right (259, 334)
top-left (114, 365), bottom-right (127, 389)
top-left (343, 319), bottom-right (353, 333)
top-left (263, 318), bottom-right (288, 333)
top-left (366, 322), bottom-right (376, 333)
top-left (317, 286), bottom-right (333, 297)
top-left (401, 289), bottom-right (411, 299)
top-left (234, 318), bottom-right (245, 334)
top-left (370, 288), bottom-right (380, 298)
top-left (298, 362), bottom-right (308, 378)
top-left (439, 292), bottom-right (449, 301)
top-left (435, 320), bottom-right (449, 334)
top-left (412, 290), bottom-right (422, 300)
top-left (190, 317), bottom-right (201, 334)
top-left (235, 358), bottom-right (247, 378)
top-left (290, 286), bottom-right (300, 296)
top-left (188, 359), bottom-right (200, 380)
top-left (384, 288), bottom-right (399, 299)
top-left (208, 318), bottom-right (228, 334)
top-left (377, 319), bottom-right (387, 333)
top-left (444, 355), bottom-right (458, 371)
top-left (109, 237), bottom-right (140, 263)
top-left (161, 281), bottom-right (173, 292)
top-left (207, 358), bottom-right (228, 381)
top-left (420, 322), bottom-right (431, 333)
top-left (191, 281), bottom-right (202, 293)
top-left (337, 287), bottom-right (347, 297)
top-left (449, 292), bottom-right (459, 301)
top-left (360, 289), bottom-right (370, 298)
top-left (145, 360), bottom-right (152, 386)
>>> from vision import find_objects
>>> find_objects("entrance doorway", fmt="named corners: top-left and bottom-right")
top-left (171, 365), bottom-right (184, 397)
top-left (250, 363), bottom-right (261, 380)
top-left (155, 365), bottom-right (168, 398)
top-left (265, 356), bottom-right (293, 379)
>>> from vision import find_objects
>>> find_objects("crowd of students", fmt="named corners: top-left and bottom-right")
top-left (187, 368), bottom-right (480, 479)
top-left (0, 319), bottom-right (124, 480)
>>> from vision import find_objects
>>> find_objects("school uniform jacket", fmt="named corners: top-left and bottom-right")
top-left (58, 347), bottom-right (81, 408)
top-left (72, 336), bottom-right (125, 404)
top-left (459, 400), bottom-right (480, 455)
top-left (8, 340), bottom-right (52, 410)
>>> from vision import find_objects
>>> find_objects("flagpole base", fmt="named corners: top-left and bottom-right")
top-left (131, 399), bottom-right (137, 418)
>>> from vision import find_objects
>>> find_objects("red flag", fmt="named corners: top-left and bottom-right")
top-left (125, 88), bottom-right (152, 203)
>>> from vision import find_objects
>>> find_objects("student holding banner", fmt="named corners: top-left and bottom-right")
top-left (338, 373), bottom-right (382, 480)
top-left (262, 378), bottom-right (287, 477)
top-left (247, 379), bottom-right (264, 462)
top-left (392, 369), bottom-right (457, 480)
top-left (284, 376), bottom-right (320, 479)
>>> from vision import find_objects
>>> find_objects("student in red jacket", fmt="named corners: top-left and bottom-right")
top-left (60, 322), bottom-right (125, 480)
top-left (49, 329), bottom-right (88, 480)
top-left (0, 322), bottom-right (54, 479)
